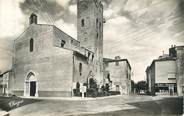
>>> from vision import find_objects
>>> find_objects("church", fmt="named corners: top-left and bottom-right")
top-left (0, 0), bottom-right (132, 97)
top-left (9, 0), bottom-right (104, 97)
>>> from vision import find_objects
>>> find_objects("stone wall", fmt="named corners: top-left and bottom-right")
top-left (53, 26), bottom-right (80, 51)
top-left (11, 24), bottom-right (74, 97)
top-left (176, 46), bottom-right (184, 96)
top-left (77, 0), bottom-right (104, 84)
top-left (104, 60), bottom-right (131, 94)
top-left (73, 52), bottom-right (94, 85)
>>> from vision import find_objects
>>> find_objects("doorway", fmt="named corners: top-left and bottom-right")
top-left (24, 72), bottom-right (37, 97)
top-left (116, 85), bottom-right (119, 92)
top-left (169, 84), bottom-right (174, 95)
top-left (30, 81), bottom-right (36, 96)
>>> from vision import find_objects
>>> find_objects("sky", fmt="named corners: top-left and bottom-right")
top-left (0, 0), bottom-right (184, 82)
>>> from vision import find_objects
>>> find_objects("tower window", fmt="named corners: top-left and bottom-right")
top-left (79, 63), bottom-right (82, 76)
top-left (92, 54), bottom-right (94, 61)
top-left (61, 40), bottom-right (66, 47)
top-left (97, 33), bottom-right (99, 38)
top-left (81, 19), bottom-right (84, 27)
top-left (96, 18), bottom-right (98, 28)
top-left (88, 52), bottom-right (91, 58)
top-left (30, 38), bottom-right (34, 52)
top-left (100, 22), bottom-right (102, 30)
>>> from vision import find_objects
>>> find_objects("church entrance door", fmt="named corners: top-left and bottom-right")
top-left (24, 72), bottom-right (37, 97)
top-left (30, 81), bottom-right (36, 96)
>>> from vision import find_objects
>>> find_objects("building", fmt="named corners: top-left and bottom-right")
top-left (174, 46), bottom-right (184, 96)
top-left (0, 71), bottom-right (11, 95)
top-left (3, 0), bottom-right (132, 97)
top-left (77, 0), bottom-right (104, 83)
top-left (146, 58), bottom-right (177, 95)
top-left (0, 74), bottom-right (2, 95)
top-left (146, 45), bottom-right (184, 96)
top-left (103, 56), bottom-right (131, 94)
top-left (8, 0), bottom-right (104, 97)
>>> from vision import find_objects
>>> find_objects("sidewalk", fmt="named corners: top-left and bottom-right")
top-left (152, 95), bottom-right (179, 100)
top-left (20, 95), bottom-right (122, 101)
top-left (20, 94), bottom-right (180, 102)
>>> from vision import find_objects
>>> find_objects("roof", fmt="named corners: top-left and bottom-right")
top-left (149, 57), bottom-right (176, 69)
top-left (103, 58), bottom-right (131, 69)
top-left (0, 70), bottom-right (11, 78)
top-left (15, 24), bottom-right (78, 42)
top-left (176, 46), bottom-right (184, 50)
top-left (15, 24), bottom-right (53, 41)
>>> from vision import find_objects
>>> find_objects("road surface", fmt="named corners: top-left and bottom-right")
top-left (9, 95), bottom-right (182, 116)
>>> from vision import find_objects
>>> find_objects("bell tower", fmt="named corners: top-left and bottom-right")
top-left (77, 0), bottom-right (105, 83)
top-left (29, 13), bottom-right (37, 25)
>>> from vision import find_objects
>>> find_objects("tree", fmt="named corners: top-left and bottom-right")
top-left (135, 81), bottom-right (147, 93)
top-left (105, 83), bottom-right (110, 92)
top-left (89, 78), bottom-right (97, 89)
top-left (87, 78), bottom-right (98, 97)
top-left (75, 82), bottom-right (80, 96)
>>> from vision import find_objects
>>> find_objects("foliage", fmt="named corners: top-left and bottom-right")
top-left (73, 78), bottom-right (120, 97)
top-left (135, 81), bottom-right (147, 93)
top-left (87, 78), bottom-right (98, 97)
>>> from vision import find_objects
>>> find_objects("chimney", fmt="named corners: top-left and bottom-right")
top-left (29, 13), bottom-right (37, 25)
top-left (115, 56), bottom-right (120, 66)
top-left (115, 56), bottom-right (121, 60)
top-left (169, 45), bottom-right (177, 58)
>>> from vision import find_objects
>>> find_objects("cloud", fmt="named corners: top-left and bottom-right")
top-left (108, 16), bottom-right (130, 25)
top-left (69, 4), bottom-right (77, 15)
top-left (19, 0), bottom-right (77, 24)
top-left (0, 0), bottom-right (78, 73)
top-left (0, 0), bottom-right (25, 73)
top-left (55, 19), bottom-right (77, 39)
top-left (103, 0), bottom-right (184, 82)
top-left (0, 38), bottom-right (13, 73)
top-left (19, 0), bottom-right (65, 21)
top-left (0, 0), bottom-right (25, 38)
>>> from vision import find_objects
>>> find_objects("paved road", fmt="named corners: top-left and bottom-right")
top-left (9, 95), bottom-right (182, 116)
top-left (82, 96), bottom-right (183, 116)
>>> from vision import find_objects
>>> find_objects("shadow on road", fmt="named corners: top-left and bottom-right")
top-left (81, 97), bottom-right (183, 116)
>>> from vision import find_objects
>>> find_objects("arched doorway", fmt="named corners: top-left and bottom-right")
top-left (24, 72), bottom-right (37, 97)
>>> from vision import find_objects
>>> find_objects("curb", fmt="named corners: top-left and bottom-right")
top-left (0, 111), bottom-right (9, 116)
top-left (20, 95), bottom-right (122, 101)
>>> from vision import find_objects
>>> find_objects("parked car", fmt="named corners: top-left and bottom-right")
top-left (140, 90), bottom-right (145, 95)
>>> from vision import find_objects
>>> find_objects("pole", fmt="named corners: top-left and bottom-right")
top-left (82, 92), bottom-right (84, 98)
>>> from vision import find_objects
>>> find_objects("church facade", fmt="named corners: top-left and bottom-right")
top-left (9, 0), bottom-right (104, 97)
